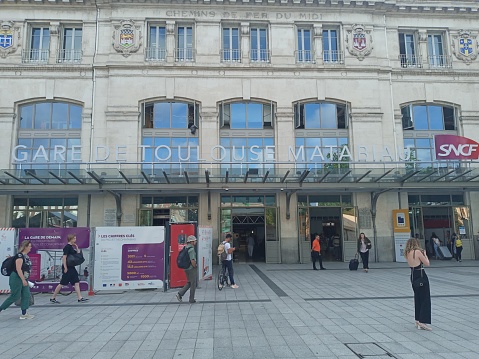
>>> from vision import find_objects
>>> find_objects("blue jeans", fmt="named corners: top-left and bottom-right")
top-left (222, 260), bottom-right (235, 285)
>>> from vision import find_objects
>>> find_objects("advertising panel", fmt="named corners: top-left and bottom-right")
top-left (18, 228), bottom-right (90, 292)
top-left (0, 229), bottom-right (16, 293)
top-left (392, 209), bottom-right (410, 262)
top-left (93, 226), bottom-right (165, 291)
top-left (169, 223), bottom-right (196, 288)
top-left (198, 226), bottom-right (213, 281)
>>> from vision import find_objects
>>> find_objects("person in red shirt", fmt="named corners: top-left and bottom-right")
top-left (311, 234), bottom-right (326, 270)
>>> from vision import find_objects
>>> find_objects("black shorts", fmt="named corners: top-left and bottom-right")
top-left (60, 267), bottom-right (80, 285)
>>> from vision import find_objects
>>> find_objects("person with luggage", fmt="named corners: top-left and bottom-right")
top-left (430, 232), bottom-right (441, 258)
top-left (454, 233), bottom-right (463, 262)
top-left (176, 235), bottom-right (198, 303)
top-left (311, 234), bottom-right (326, 270)
top-left (50, 234), bottom-right (88, 304)
top-left (357, 233), bottom-right (372, 272)
top-left (0, 240), bottom-right (34, 319)
top-left (404, 237), bottom-right (432, 331)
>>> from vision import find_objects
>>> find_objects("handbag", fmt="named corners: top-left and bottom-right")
top-left (15, 292), bottom-right (34, 307)
top-left (66, 250), bottom-right (85, 267)
top-left (411, 250), bottom-right (426, 289)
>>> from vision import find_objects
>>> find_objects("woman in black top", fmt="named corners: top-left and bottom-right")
top-left (50, 234), bottom-right (88, 304)
top-left (0, 240), bottom-right (34, 319)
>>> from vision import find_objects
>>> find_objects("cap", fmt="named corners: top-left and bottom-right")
top-left (187, 235), bottom-right (197, 243)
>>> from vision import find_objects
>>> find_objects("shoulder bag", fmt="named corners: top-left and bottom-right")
top-left (66, 250), bottom-right (85, 267)
top-left (411, 250), bottom-right (426, 289)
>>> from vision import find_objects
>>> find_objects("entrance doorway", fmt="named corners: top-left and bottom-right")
top-left (309, 207), bottom-right (343, 261)
top-left (231, 208), bottom-right (265, 262)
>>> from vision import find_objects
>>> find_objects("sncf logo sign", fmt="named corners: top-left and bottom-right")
top-left (435, 135), bottom-right (479, 160)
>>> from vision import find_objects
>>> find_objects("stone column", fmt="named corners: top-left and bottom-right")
top-left (313, 24), bottom-right (323, 64)
top-left (49, 22), bottom-right (60, 64)
top-left (241, 22), bottom-right (250, 65)
top-left (418, 30), bottom-right (428, 67)
top-left (166, 21), bottom-right (176, 63)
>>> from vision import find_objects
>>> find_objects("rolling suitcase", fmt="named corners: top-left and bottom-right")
top-left (437, 246), bottom-right (453, 260)
top-left (349, 255), bottom-right (359, 270)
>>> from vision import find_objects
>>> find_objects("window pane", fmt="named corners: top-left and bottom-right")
top-left (304, 103), bottom-right (320, 129)
top-left (415, 139), bottom-right (431, 148)
top-left (443, 107), bottom-right (455, 130)
top-left (321, 103), bottom-right (336, 129)
top-left (413, 105), bottom-right (428, 130)
top-left (69, 105), bottom-right (82, 129)
top-left (248, 103), bottom-right (262, 129)
top-left (171, 102), bottom-right (187, 128)
top-left (428, 105), bottom-right (443, 130)
top-left (154, 102), bottom-right (170, 128)
top-left (20, 105), bottom-right (34, 129)
top-left (51, 103), bottom-right (68, 129)
top-left (34, 103), bottom-right (51, 129)
top-left (231, 103), bottom-right (246, 129)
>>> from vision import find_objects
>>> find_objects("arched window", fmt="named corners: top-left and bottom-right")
top-left (16, 101), bottom-right (82, 170)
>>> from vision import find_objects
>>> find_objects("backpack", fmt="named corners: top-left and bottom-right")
top-left (176, 246), bottom-right (191, 269)
top-left (1, 255), bottom-right (16, 276)
top-left (217, 242), bottom-right (227, 261)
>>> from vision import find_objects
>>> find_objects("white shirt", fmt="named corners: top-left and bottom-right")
top-left (224, 241), bottom-right (232, 261)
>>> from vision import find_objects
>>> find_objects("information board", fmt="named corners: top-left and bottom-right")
top-left (198, 226), bottom-right (213, 281)
top-left (93, 226), bottom-right (165, 291)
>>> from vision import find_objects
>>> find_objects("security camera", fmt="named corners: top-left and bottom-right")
top-left (280, 188), bottom-right (284, 191)
top-left (190, 124), bottom-right (198, 135)
top-left (225, 188), bottom-right (229, 191)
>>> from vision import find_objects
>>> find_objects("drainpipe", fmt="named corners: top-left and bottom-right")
top-left (89, 7), bottom-right (100, 163)
top-left (107, 190), bottom-right (122, 226)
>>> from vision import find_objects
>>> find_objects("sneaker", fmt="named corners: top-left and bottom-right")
top-left (231, 284), bottom-right (239, 289)
top-left (78, 298), bottom-right (89, 303)
top-left (19, 313), bottom-right (34, 320)
top-left (50, 298), bottom-right (60, 304)
top-left (176, 293), bottom-right (182, 302)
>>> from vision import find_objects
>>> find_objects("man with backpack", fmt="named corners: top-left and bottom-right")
top-left (223, 233), bottom-right (238, 289)
top-left (176, 235), bottom-right (198, 304)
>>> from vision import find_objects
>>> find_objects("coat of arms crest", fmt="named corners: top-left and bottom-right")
top-left (112, 20), bottom-right (142, 57)
top-left (0, 21), bottom-right (20, 58)
top-left (346, 24), bottom-right (373, 61)
top-left (451, 30), bottom-right (477, 65)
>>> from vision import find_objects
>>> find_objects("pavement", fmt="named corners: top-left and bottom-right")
top-left (1, 259), bottom-right (479, 359)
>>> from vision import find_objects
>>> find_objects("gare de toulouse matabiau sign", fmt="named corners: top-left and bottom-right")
top-left (11, 135), bottom-right (479, 164)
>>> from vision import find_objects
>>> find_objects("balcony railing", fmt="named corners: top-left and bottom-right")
top-left (323, 50), bottom-right (344, 64)
top-left (250, 49), bottom-right (270, 63)
top-left (221, 49), bottom-right (241, 63)
top-left (145, 47), bottom-right (167, 62)
top-left (399, 54), bottom-right (422, 68)
top-left (22, 49), bottom-right (49, 64)
top-left (175, 47), bottom-right (195, 62)
top-left (295, 50), bottom-right (315, 63)
top-left (428, 55), bottom-right (452, 69)
top-left (57, 49), bottom-right (82, 64)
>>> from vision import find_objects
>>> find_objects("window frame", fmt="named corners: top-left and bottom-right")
top-left (59, 26), bottom-right (83, 63)
top-left (250, 25), bottom-right (269, 62)
top-left (142, 100), bottom-right (199, 130)
top-left (26, 25), bottom-right (50, 63)
top-left (221, 25), bottom-right (241, 62)
top-left (147, 23), bottom-right (167, 61)
top-left (322, 27), bottom-right (342, 64)
top-left (296, 26), bottom-right (313, 63)
top-left (176, 24), bottom-right (194, 62)
top-left (219, 101), bottom-right (274, 130)
top-left (294, 101), bottom-right (347, 130)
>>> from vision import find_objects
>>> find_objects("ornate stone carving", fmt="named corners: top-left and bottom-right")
top-left (0, 21), bottom-right (21, 58)
top-left (241, 23), bottom-right (249, 36)
top-left (166, 21), bottom-right (175, 34)
top-left (112, 20), bottom-right (142, 57)
top-left (451, 30), bottom-right (477, 65)
top-left (345, 24), bottom-right (373, 61)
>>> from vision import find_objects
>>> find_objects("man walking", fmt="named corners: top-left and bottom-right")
top-left (223, 233), bottom-right (239, 288)
top-left (311, 233), bottom-right (326, 270)
top-left (176, 235), bottom-right (198, 304)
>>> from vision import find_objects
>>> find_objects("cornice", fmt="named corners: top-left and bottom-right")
top-left (0, 0), bottom-right (478, 13)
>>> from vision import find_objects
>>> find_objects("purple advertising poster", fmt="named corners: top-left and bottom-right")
top-left (121, 243), bottom-right (164, 281)
top-left (18, 228), bottom-right (90, 293)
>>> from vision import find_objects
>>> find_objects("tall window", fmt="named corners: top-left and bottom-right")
top-left (323, 29), bottom-right (341, 63)
top-left (59, 27), bottom-right (82, 63)
top-left (399, 32), bottom-right (419, 67)
top-left (222, 26), bottom-right (240, 62)
top-left (294, 102), bottom-right (347, 129)
top-left (428, 34), bottom-right (447, 68)
top-left (24, 27), bottom-right (50, 63)
top-left (16, 102), bottom-right (82, 170)
top-left (147, 25), bottom-right (166, 61)
top-left (176, 25), bottom-right (193, 61)
top-left (250, 27), bottom-right (269, 62)
top-left (143, 102), bottom-right (198, 129)
top-left (297, 28), bottom-right (313, 63)
top-left (12, 197), bottom-right (78, 228)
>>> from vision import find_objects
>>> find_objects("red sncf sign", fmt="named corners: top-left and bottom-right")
top-left (435, 135), bottom-right (479, 160)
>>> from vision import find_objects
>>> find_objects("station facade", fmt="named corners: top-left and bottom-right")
top-left (1, 0), bottom-right (479, 263)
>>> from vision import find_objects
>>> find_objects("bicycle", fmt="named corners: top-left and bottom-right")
top-left (217, 260), bottom-right (230, 291)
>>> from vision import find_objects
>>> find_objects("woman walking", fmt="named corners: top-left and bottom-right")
top-left (357, 233), bottom-right (372, 272)
top-left (50, 234), bottom-right (88, 304)
top-left (0, 240), bottom-right (34, 319)
top-left (404, 237), bottom-right (432, 331)
top-left (453, 233), bottom-right (463, 262)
